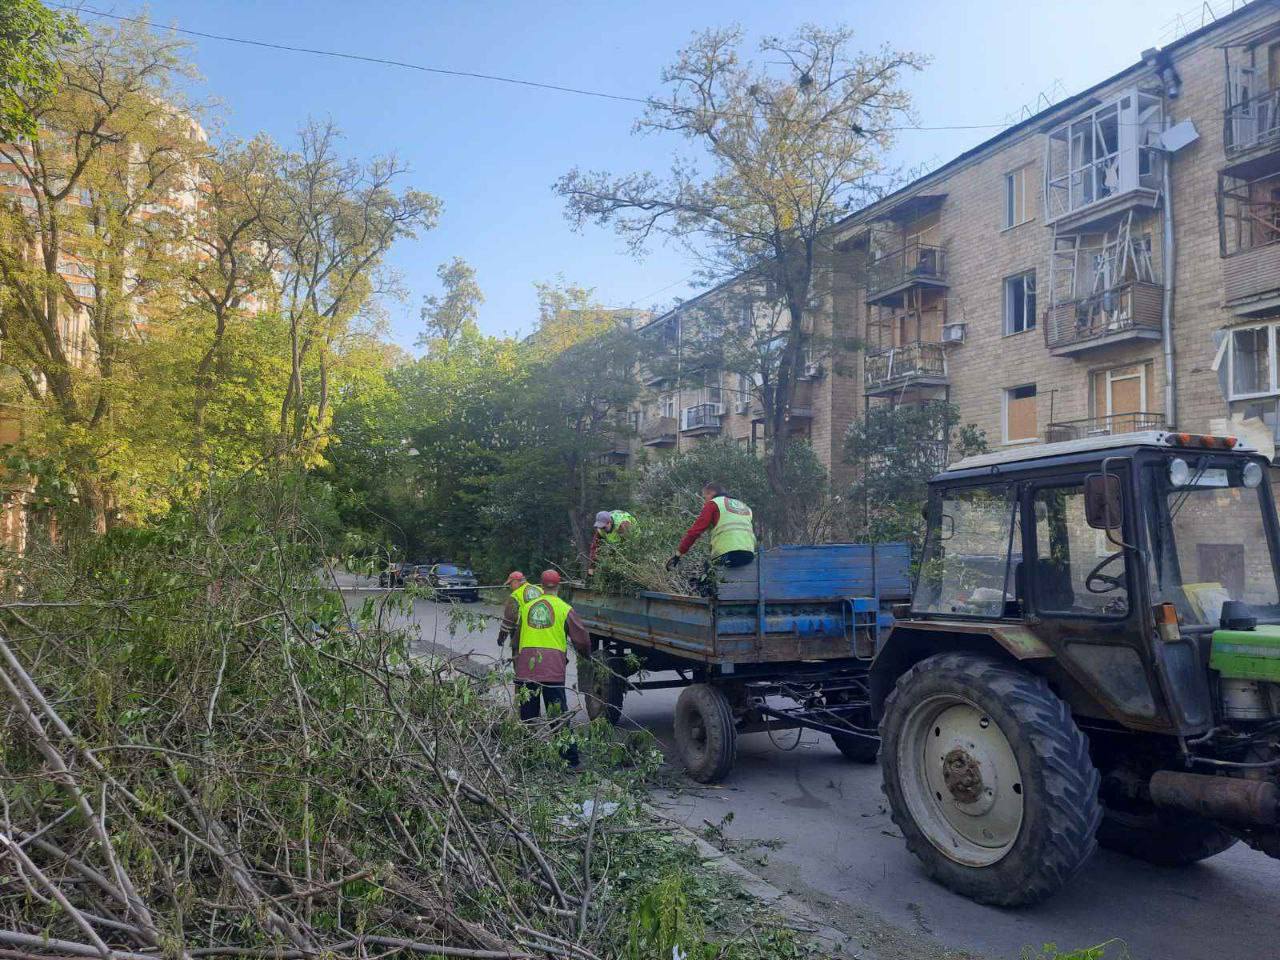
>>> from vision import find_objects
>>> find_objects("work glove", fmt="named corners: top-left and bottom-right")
top-left (496, 630), bottom-right (507, 647)
top-left (665, 554), bottom-right (682, 571)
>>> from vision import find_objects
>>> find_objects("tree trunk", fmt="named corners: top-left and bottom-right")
top-left (72, 470), bottom-right (108, 535)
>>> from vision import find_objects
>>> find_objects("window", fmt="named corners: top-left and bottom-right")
top-left (1004, 271), bottom-right (1037, 334)
top-left (1004, 384), bottom-right (1038, 443)
top-left (1228, 325), bottom-right (1276, 399)
top-left (1090, 362), bottom-right (1152, 426)
top-left (660, 394), bottom-right (675, 419)
top-left (1004, 167), bottom-right (1034, 228)
top-left (914, 484), bottom-right (1021, 618)
top-left (1032, 485), bottom-right (1128, 617)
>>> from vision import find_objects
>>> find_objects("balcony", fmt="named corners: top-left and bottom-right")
top-left (680, 403), bottom-right (722, 436)
top-left (864, 341), bottom-right (947, 396)
top-left (1225, 86), bottom-right (1280, 165)
top-left (1219, 170), bottom-right (1280, 313)
top-left (640, 416), bottom-right (676, 446)
top-left (1045, 411), bottom-right (1165, 444)
top-left (1044, 281), bottom-right (1163, 356)
top-left (865, 241), bottom-right (947, 306)
top-left (1044, 89), bottom-right (1162, 232)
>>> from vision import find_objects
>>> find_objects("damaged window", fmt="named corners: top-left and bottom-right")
top-left (1229, 325), bottom-right (1276, 399)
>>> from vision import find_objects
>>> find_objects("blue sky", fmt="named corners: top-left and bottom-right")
top-left (82, 0), bottom-right (1221, 349)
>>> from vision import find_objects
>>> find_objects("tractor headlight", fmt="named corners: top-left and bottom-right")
top-left (1243, 461), bottom-right (1264, 488)
top-left (1169, 457), bottom-right (1191, 487)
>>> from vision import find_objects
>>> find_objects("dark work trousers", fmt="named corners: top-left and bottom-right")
top-left (697, 550), bottom-right (756, 597)
top-left (516, 680), bottom-right (579, 766)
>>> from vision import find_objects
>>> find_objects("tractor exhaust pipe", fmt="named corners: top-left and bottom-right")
top-left (1150, 770), bottom-right (1280, 827)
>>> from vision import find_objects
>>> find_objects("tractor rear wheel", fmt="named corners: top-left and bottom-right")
top-left (879, 652), bottom-right (1102, 906)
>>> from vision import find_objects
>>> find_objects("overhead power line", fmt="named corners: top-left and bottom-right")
top-left (54, 3), bottom-right (1015, 134)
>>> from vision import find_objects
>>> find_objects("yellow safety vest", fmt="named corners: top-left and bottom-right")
top-left (709, 496), bottom-right (756, 558)
top-left (520, 594), bottom-right (573, 653)
top-left (604, 510), bottom-right (635, 544)
top-left (509, 582), bottom-right (543, 609)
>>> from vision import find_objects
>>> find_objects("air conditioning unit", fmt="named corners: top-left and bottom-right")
top-left (734, 400), bottom-right (751, 414)
top-left (942, 323), bottom-right (966, 344)
top-left (801, 362), bottom-right (822, 379)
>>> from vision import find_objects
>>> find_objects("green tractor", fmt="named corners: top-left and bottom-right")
top-left (873, 430), bottom-right (1280, 905)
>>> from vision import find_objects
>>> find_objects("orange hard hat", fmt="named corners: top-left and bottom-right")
top-left (504, 571), bottom-right (525, 585)
top-left (540, 569), bottom-right (561, 587)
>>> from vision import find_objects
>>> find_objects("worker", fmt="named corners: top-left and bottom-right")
top-left (497, 571), bottom-right (542, 648)
top-left (587, 509), bottom-right (635, 574)
top-left (514, 570), bottom-right (591, 766)
top-left (666, 482), bottom-right (757, 572)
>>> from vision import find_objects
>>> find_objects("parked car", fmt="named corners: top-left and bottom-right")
top-left (378, 563), bottom-right (407, 588)
top-left (427, 563), bottom-right (480, 602)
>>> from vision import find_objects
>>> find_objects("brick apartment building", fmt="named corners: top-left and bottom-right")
top-left (627, 0), bottom-right (1280, 479)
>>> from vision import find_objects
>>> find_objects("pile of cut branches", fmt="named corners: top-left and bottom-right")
top-left (0, 477), bottom-right (812, 960)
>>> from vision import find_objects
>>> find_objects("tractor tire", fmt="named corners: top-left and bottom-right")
top-left (582, 653), bottom-right (626, 725)
top-left (674, 684), bottom-right (737, 783)
top-left (1097, 806), bottom-right (1238, 866)
top-left (879, 653), bottom-right (1102, 907)
top-left (832, 732), bottom-right (880, 764)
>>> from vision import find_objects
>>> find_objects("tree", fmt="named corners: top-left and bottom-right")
top-left (262, 120), bottom-right (439, 454)
top-left (557, 25), bottom-right (924, 499)
top-left (843, 402), bottom-right (987, 552)
top-left (418, 256), bottom-right (482, 348)
top-left (0, 18), bottom-right (204, 530)
top-left (0, 0), bottom-right (83, 142)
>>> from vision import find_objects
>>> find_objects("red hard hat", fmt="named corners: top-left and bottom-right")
top-left (540, 569), bottom-right (561, 587)
top-left (504, 571), bottom-right (525, 585)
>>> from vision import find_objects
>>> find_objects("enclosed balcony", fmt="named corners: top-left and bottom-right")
top-left (1045, 281), bottom-right (1163, 356)
top-left (1044, 89), bottom-right (1162, 232)
top-left (640, 416), bottom-right (676, 446)
top-left (864, 341), bottom-right (947, 396)
top-left (1226, 86), bottom-right (1280, 159)
top-left (1218, 167), bottom-right (1280, 314)
top-left (865, 240), bottom-right (947, 307)
top-left (1045, 411), bottom-right (1165, 444)
top-left (680, 403), bottom-right (722, 436)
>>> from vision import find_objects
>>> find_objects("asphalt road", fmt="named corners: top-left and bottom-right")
top-left (340, 581), bottom-right (1280, 960)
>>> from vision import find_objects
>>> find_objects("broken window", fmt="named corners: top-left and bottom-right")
top-left (1003, 271), bottom-right (1037, 335)
top-left (1229, 325), bottom-right (1275, 399)
top-left (1005, 384), bottom-right (1038, 443)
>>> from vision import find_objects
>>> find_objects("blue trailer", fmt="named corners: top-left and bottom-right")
top-left (568, 543), bottom-right (911, 781)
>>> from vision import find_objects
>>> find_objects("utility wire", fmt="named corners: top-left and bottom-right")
top-left (55, 3), bottom-right (1016, 133)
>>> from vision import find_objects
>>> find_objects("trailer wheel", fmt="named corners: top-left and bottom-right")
top-left (1097, 806), bottom-right (1237, 865)
top-left (880, 653), bottom-right (1102, 907)
top-left (674, 684), bottom-right (737, 783)
top-left (582, 653), bottom-right (626, 725)
top-left (832, 732), bottom-right (880, 764)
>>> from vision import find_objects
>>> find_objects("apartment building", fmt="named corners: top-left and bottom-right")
top-left (833, 0), bottom-right (1280, 457)
top-left (628, 0), bottom-right (1280, 482)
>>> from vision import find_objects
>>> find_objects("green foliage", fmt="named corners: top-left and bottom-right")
top-left (637, 438), bottom-right (830, 545)
top-left (843, 402), bottom-right (987, 553)
top-left (1023, 941), bottom-right (1129, 960)
top-left (0, 0), bottom-right (83, 141)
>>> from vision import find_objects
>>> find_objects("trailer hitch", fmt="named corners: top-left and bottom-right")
top-left (1149, 770), bottom-right (1280, 827)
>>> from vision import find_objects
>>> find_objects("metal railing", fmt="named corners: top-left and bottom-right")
top-left (866, 241), bottom-right (946, 300)
top-left (1226, 86), bottom-right (1280, 155)
top-left (1045, 412), bottom-right (1164, 443)
top-left (1045, 280), bottom-right (1162, 351)
top-left (863, 341), bottom-right (947, 390)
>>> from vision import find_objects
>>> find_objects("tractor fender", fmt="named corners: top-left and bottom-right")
top-left (869, 620), bottom-right (1054, 716)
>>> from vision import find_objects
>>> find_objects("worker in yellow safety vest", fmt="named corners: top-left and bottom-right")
top-left (497, 571), bottom-right (543, 648)
top-left (588, 509), bottom-right (635, 574)
top-left (666, 482), bottom-right (757, 572)
top-left (514, 570), bottom-right (591, 766)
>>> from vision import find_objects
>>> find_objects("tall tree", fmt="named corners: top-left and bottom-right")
top-left (418, 256), bottom-right (482, 349)
top-left (0, 19), bottom-right (203, 530)
top-left (0, 0), bottom-right (83, 142)
top-left (557, 25), bottom-right (924, 497)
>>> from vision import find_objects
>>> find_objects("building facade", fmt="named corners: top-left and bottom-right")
top-left (629, 0), bottom-right (1280, 480)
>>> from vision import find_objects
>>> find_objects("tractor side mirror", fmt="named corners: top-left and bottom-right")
top-left (1084, 473), bottom-right (1123, 530)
